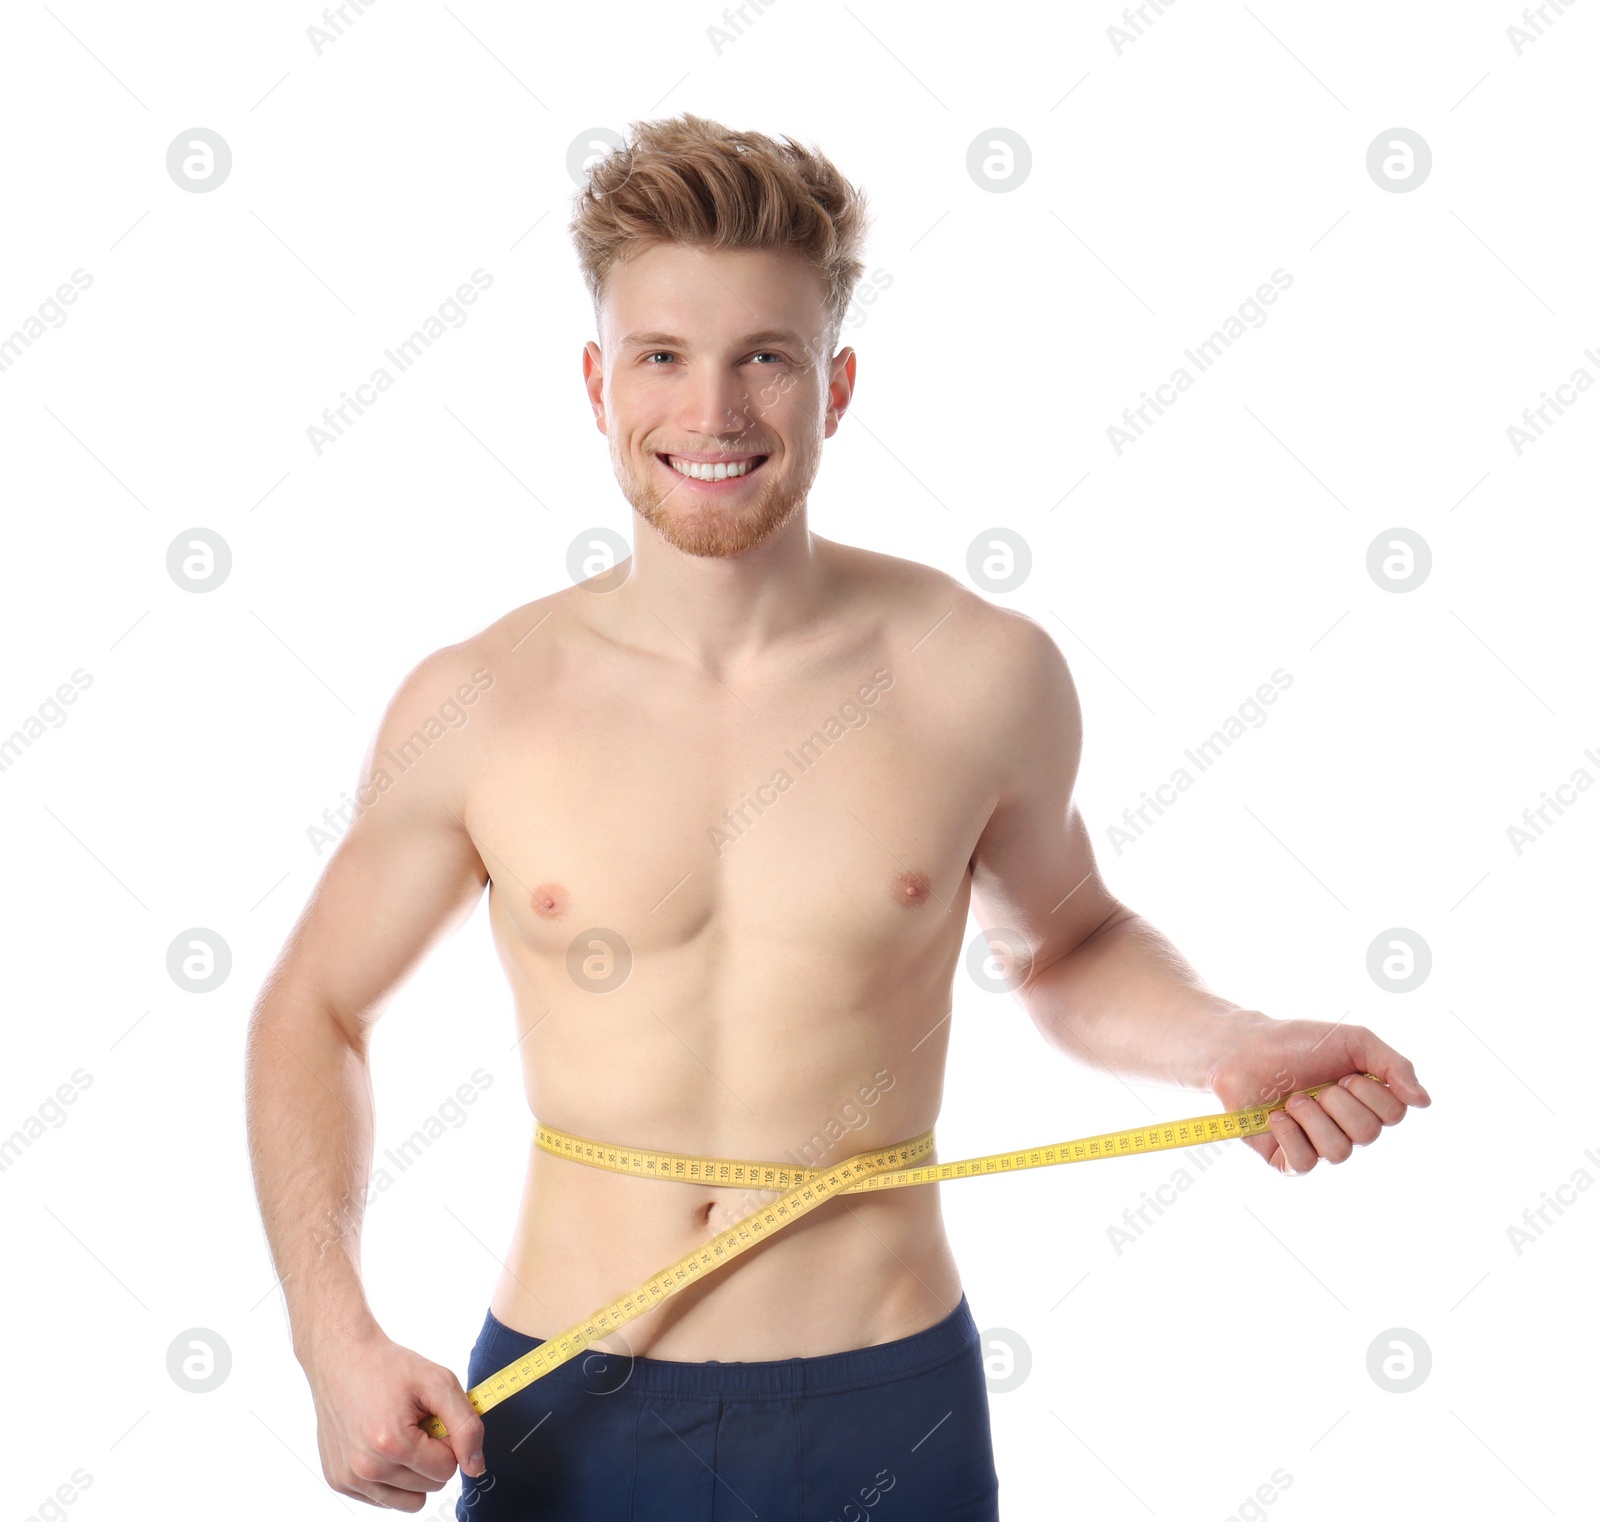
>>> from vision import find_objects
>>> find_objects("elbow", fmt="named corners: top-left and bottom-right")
top-left (1036, 901), bottom-right (1136, 981)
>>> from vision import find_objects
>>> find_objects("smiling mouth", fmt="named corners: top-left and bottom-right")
top-left (656, 453), bottom-right (770, 484)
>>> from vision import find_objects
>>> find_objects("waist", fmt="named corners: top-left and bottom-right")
top-left (494, 1120), bottom-right (960, 1359)
top-left (533, 1117), bottom-right (939, 1187)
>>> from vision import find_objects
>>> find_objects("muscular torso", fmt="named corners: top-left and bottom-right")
top-left (457, 543), bottom-right (1005, 1359)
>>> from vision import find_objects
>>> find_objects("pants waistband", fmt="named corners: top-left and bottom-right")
top-left (481, 1293), bottom-right (979, 1400)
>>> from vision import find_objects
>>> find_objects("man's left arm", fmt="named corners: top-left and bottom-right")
top-left (966, 613), bottom-right (1430, 1173)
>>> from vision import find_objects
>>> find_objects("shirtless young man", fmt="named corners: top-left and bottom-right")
top-left (245, 114), bottom-right (1430, 1521)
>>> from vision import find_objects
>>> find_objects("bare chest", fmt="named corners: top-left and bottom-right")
top-left (464, 646), bottom-right (995, 977)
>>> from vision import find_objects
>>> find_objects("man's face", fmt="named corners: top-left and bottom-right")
top-left (583, 243), bottom-right (854, 559)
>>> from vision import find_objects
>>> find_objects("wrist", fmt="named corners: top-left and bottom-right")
top-left (293, 1305), bottom-right (384, 1372)
top-left (1198, 1005), bottom-right (1271, 1091)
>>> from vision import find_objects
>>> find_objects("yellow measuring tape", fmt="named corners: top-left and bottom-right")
top-left (421, 1073), bottom-right (1378, 1440)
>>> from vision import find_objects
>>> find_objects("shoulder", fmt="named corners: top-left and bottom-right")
top-left (456, 583), bottom-right (588, 670)
top-left (416, 582), bottom-right (599, 709)
top-left (952, 596), bottom-right (1081, 767)
top-left (836, 542), bottom-right (1073, 720)
top-left (370, 583), bottom-right (590, 760)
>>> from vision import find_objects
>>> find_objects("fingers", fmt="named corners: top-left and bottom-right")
top-left (338, 1449), bottom-right (431, 1510)
top-left (1351, 1032), bottom-right (1430, 1107)
top-left (339, 1418), bottom-right (455, 1505)
top-left (1266, 1105), bottom-right (1320, 1173)
top-left (1317, 1082), bottom-right (1386, 1145)
top-left (346, 1478), bottom-right (427, 1511)
top-left (1271, 1091), bottom-right (1351, 1170)
top-left (416, 1369), bottom-right (487, 1480)
top-left (1268, 1077), bottom-right (1407, 1172)
top-left (1337, 1072), bottom-right (1407, 1126)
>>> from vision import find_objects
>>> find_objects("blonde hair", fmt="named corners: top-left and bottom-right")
top-left (568, 112), bottom-right (871, 355)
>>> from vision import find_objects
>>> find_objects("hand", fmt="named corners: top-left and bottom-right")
top-left (302, 1327), bottom-right (486, 1510)
top-left (1208, 1012), bottom-right (1431, 1174)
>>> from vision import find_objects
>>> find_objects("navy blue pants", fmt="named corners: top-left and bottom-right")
top-left (455, 1293), bottom-right (1001, 1521)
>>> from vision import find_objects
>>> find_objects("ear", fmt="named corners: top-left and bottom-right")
top-left (582, 341), bottom-right (606, 434)
top-left (824, 346), bottom-right (857, 438)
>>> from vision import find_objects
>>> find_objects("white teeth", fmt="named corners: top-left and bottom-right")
top-left (666, 456), bottom-right (759, 481)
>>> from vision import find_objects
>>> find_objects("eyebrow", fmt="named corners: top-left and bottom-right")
top-left (618, 328), bottom-right (810, 351)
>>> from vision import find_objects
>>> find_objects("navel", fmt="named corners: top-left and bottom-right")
top-left (890, 868), bottom-right (933, 908)
top-left (530, 882), bottom-right (570, 920)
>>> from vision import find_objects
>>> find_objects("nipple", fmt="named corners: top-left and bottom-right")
top-left (890, 868), bottom-right (933, 908)
top-left (530, 882), bottom-right (569, 921)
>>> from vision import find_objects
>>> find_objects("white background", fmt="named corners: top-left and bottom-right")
top-left (1, 2), bottom-right (1595, 1519)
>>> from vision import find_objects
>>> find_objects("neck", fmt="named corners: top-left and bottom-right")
top-left (611, 509), bottom-right (838, 676)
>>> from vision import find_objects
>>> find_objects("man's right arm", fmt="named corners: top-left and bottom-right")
top-left (244, 643), bottom-right (493, 1508)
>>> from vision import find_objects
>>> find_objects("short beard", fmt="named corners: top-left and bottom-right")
top-left (619, 449), bottom-right (815, 559)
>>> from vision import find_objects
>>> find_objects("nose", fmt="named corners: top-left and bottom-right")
top-left (681, 364), bottom-right (759, 444)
